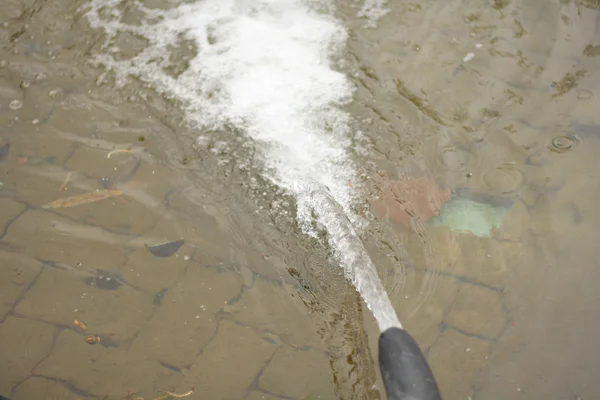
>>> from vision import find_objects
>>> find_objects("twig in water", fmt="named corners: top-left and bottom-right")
top-left (58, 172), bottom-right (72, 191)
top-left (156, 388), bottom-right (194, 399)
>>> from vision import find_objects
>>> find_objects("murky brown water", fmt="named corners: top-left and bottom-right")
top-left (2, 0), bottom-right (600, 399)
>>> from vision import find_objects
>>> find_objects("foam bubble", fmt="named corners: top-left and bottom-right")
top-left (84, 0), bottom-right (361, 231)
top-left (357, 0), bottom-right (390, 27)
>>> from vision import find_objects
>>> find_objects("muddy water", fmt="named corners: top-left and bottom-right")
top-left (1, 0), bottom-right (600, 399)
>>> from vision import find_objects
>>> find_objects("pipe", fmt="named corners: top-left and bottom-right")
top-left (378, 327), bottom-right (442, 400)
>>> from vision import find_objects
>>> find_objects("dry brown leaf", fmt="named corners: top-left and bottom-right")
top-left (73, 319), bottom-right (88, 330)
top-left (41, 189), bottom-right (123, 209)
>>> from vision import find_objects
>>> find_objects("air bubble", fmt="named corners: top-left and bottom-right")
top-left (576, 89), bottom-right (593, 100)
top-left (9, 100), bottom-right (22, 110)
top-left (549, 135), bottom-right (576, 154)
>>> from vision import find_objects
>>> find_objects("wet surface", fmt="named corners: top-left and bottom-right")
top-left (1, 0), bottom-right (600, 399)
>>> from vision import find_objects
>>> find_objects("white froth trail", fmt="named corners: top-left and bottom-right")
top-left (358, 0), bottom-right (390, 27)
top-left (84, 0), bottom-right (400, 331)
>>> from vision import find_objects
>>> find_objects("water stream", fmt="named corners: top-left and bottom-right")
top-left (83, 0), bottom-right (401, 332)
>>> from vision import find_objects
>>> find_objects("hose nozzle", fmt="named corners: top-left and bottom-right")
top-left (378, 327), bottom-right (442, 400)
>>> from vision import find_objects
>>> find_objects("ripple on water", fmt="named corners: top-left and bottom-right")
top-left (437, 145), bottom-right (470, 173)
top-left (428, 139), bottom-right (482, 186)
top-left (548, 134), bottom-right (579, 154)
top-left (482, 163), bottom-right (524, 195)
top-left (576, 89), bottom-right (593, 100)
top-left (366, 224), bottom-right (411, 298)
top-left (9, 99), bottom-right (22, 110)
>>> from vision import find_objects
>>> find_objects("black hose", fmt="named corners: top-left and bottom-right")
top-left (378, 327), bottom-right (442, 400)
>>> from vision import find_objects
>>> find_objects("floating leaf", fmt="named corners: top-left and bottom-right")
top-left (145, 239), bottom-right (184, 257)
top-left (41, 189), bottom-right (123, 209)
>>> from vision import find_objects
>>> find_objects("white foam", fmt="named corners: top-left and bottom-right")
top-left (85, 0), bottom-right (358, 228)
top-left (357, 0), bottom-right (390, 27)
top-left (83, 0), bottom-right (400, 331)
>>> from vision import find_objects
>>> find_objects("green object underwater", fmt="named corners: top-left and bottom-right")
top-left (431, 197), bottom-right (509, 237)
